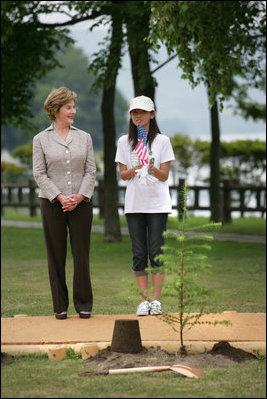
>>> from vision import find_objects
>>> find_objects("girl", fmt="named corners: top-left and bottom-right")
top-left (115, 95), bottom-right (175, 315)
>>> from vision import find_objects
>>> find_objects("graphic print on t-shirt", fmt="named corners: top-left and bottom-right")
top-left (130, 150), bottom-right (140, 167)
top-left (115, 133), bottom-right (175, 213)
top-left (130, 149), bottom-right (154, 168)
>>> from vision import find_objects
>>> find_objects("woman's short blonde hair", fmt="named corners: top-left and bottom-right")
top-left (44, 87), bottom-right (77, 121)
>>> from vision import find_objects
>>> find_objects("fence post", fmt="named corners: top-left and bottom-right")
top-left (222, 180), bottom-right (232, 223)
top-left (18, 187), bottom-right (23, 203)
top-left (29, 179), bottom-right (37, 217)
top-left (194, 187), bottom-right (200, 209)
top-left (239, 188), bottom-right (245, 217)
top-left (178, 178), bottom-right (185, 221)
top-left (8, 187), bottom-right (12, 204)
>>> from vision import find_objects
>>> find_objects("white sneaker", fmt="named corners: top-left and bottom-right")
top-left (150, 300), bottom-right (162, 315)
top-left (136, 300), bottom-right (150, 316)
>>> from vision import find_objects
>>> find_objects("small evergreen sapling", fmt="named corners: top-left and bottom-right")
top-left (155, 184), bottom-right (230, 355)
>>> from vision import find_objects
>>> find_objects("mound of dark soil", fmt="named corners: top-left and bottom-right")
top-left (85, 341), bottom-right (258, 371)
top-left (209, 340), bottom-right (257, 363)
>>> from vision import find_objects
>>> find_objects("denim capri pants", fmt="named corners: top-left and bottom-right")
top-left (126, 213), bottom-right (168, 276)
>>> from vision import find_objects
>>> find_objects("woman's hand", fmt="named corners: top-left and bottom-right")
top-left (56, 194), bottom-right (85, 212)
top-left (69, 194), bottom-right (85, 206)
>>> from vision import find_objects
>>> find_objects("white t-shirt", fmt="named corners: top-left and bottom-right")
top-left (115, 134), bottom-right (175, 214)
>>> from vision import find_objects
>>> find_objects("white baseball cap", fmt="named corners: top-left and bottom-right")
top-left (129, 95), bottom-right (155, 112)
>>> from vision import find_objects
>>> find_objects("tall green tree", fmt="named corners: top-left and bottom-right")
top-left (1, 1), bottom-right (72, 130)
top-left (195, 139), bottom-right (266, 186)
top-left (89, 3), bottom-right (125, 241)
top-left (170, 134), bottom-right (195, 180)
top-left (88, 1), bottom-right (158, 240)
top-left (171, 134), bottom-right (266, 186)
top-left (125, 1), bottom-right (157, 100)
top-left (149, 1), bottom-right (266, 222)
top-left (232, 77), bottom-right (266, 122)
top-left (37, 1), bottom-right (159, 241)
top-left (2, 1), bottom-right (125, 241)
top-left (2, 45), bottom-right (128, 152)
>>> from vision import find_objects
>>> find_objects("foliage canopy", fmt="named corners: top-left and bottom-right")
top-left (1, 1), bottom-right (73, 129)
top-left (149, 1), bottom-right (266, 109)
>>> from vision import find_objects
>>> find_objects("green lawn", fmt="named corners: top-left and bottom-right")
top-left (2, 208), bottom-right (266, 235)
top-left (1, 354), bottom-right (266, 398)
top-left (1, 221), bottom-right (266, 398)
top-left (1, 227), bottom-right (266, 316)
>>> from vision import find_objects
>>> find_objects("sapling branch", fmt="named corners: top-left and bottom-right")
top-left (155, 183), bottom-right (230, 355)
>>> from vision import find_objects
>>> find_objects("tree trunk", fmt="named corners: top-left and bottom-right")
top-left (102, 87), bottom-right (122, 242)
top-left (126, 2), bottom-right (156, 100)
top-left (101, 11), bottom-right (123, 242)
top-left (209, 99), bottom-right (223, 222)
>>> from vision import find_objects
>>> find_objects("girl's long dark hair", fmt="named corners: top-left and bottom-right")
top-left (128, 114), bottom-right (161, 151)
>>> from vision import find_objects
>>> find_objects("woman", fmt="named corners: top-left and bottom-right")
top-left (115, 95), bottom-right (175, 316)
top-left (33, 87), bottom-right (96, 319)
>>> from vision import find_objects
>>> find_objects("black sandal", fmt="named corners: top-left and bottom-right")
top-left (55, 312), bottom-right (67, 320)
top-left (79, 312), bottom-right (91, 319)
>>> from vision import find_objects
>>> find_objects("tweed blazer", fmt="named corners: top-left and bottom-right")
top-left (33, 125), bottom-right (96, 202)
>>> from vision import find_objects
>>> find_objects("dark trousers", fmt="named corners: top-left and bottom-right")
top-left (40, 198), bottom-right (93, 314)
top-left (126, 213), bottom-right (168, 275)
